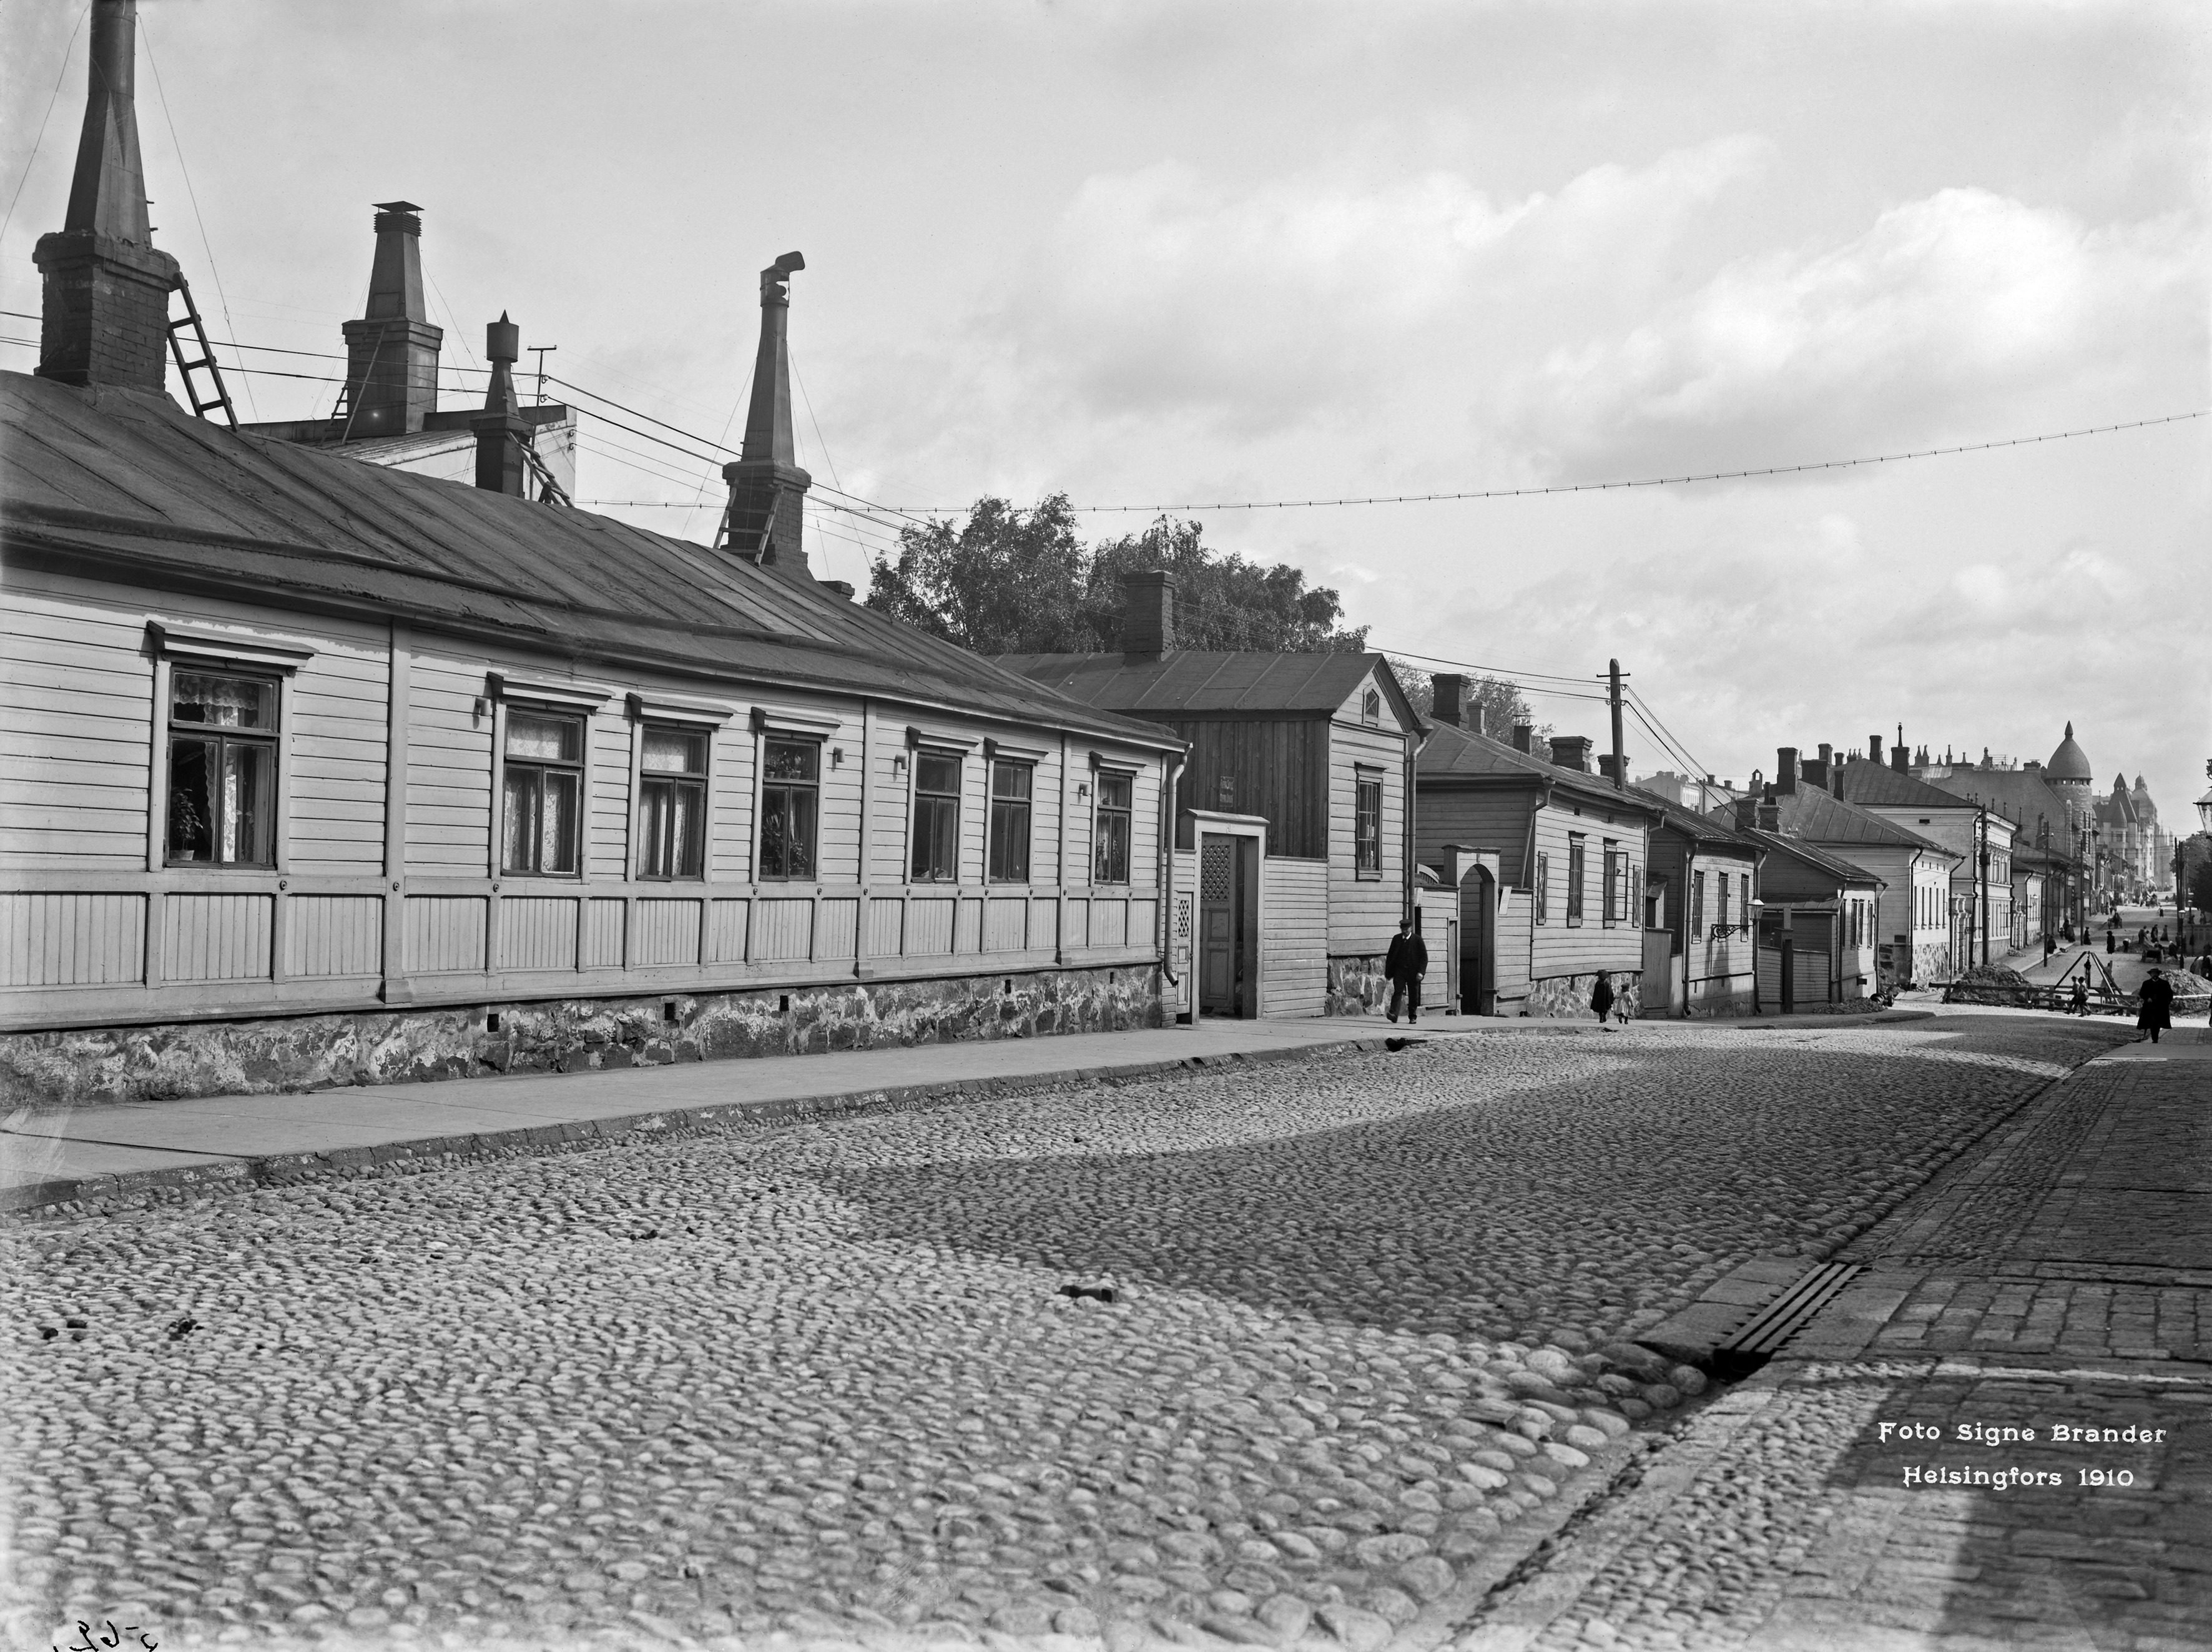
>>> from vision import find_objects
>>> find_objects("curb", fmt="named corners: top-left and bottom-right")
top-left (1, 1036), bottom-right (1397, 1222)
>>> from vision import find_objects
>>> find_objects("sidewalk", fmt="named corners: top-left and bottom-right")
top-left (0, 1006), bottom-right (1934, 1219)
top-left (1451, 1027), bottom-right (2211, 1651)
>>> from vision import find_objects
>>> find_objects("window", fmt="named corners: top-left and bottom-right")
top-left (1535, 852), bottom-right (1550, 923)
top-left (1602, 841), bottom-right (1621, 924)
top-left (1741, 873), bottom-right (1750, 930)
top-left (637, 725), bottom-right (707, 880)
top-left (502, 709), bottom-right (584, 876)
top-left (1360, 687), bottom-right (1382, 726)
top-left (759, 737), bottom-right (819, 880)
top-left (910, 752), bottom-right (960, 882)
top-left (1566, 836), bottom-right (1586, 925)
top-left (166, 669), bottom-right (277, 867)
top-left (1354, 777), bottom-right (1383, 875)
top-left (1093, 770), bottom-right (1132, 884)
top-left (988, 759), bottom-right (1032, 882)
top-left (1717, 869), bottom-right (1730, 930)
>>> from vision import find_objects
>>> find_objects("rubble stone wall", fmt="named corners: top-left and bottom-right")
top-left (0, 965), bottom-right (1164, 1111)
top-left (1325, 955), bottom-right (1387, 1016)
top-left (1525, 971), bottom-right (1643, 1021)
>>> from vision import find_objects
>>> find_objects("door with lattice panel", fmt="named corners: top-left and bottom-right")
top-left (1198, 835), bottom-right (1246, 1015)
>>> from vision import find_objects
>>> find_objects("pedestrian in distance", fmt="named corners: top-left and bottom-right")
top-left (2070, 975), bottom-right (2090, 1017)
top-left (2043, 932), bottom-right (2058, 963)
top-left (2136, 967), bottom-right (2173, 1045)
top-left (1384, 915), bottom-right (1426, 1025)
top-left (1590, 971), bottom-right (1616, 1029)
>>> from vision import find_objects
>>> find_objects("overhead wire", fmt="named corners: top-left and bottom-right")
top-left (0, 3), bottom-right (89, 250)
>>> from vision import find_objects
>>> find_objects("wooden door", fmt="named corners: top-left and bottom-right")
top-left (1199, 835), bottom-right (1240, 1015)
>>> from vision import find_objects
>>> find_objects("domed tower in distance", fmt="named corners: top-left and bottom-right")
top-left (2046, 722), bottom-right (2093, 795)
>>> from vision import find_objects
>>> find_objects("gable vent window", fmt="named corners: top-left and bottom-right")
top-left (167, 671), bottom-right (278, 867)
top-left (1361, 687), bottom-right (1382, 725)
top-left (503, 710), bottom-right (584, 876)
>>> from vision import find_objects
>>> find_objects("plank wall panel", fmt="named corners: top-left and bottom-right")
top-left (818, 898), bottom-right (859, 960)
top-left (755, 898), bottom-right (814, 961)
top-left (956, 898), bottom-right (983, 954)
top-left (581, 899), bottom-right (626, 969)
top-left (284, 895), bottom-right (383, 978)
top-left (1089, 898), bottom-right (1127, 949)
top-left (1527, 800), bottom-right (1648, 984)
top-left (588, 717), bottom-right (629, 881)
top-left (163, 893), bottom-right (273, 982)
top-left (405, 897), bottom-right (488, 974)
top-left (499, 898), bottom-right (579, 971)
top-left (405, 659), bottom-right (493, 873)
top-left (1029, 898), bottom-right (1058, 951)
top-left (706, 898), bottom-right (749, 965)
top-left (867, 897), bottom-right (903, 956)
top-left (1261, 857), bottom-right (1327, 1015)
top-left (710, 722), bottom-right (752, 882)
top-left (634, 899), bottom-right (704, 967)
top-left (0, 579), bottom-right (152, 869)
top-left (1327, 720), bottom-right (1409, 958)
top-left (984, 897), bottom-right (1026, 953)
top-left (287, 644), bottom-right (390, 877)
top-left (1167, 718), bottom-right (1329, 858)
top-left (0, 892), bottom-right (145, 986)
top-left (868, 744), bottom-right (912, 885)
top-left (1130, 898), bottom-right (1158, 946)
top-left (908, 897), bottom-right (955, 955)
top-left (1061, 898), bottom-right (1088, 950)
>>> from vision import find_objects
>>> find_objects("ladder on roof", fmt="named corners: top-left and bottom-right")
top-left (165, 275), bottom-right (238, 430)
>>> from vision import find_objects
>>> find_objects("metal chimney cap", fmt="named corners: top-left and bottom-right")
top-left (373, 200), bottom-right (425, 214)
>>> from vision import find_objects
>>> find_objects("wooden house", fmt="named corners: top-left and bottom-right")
top-left (1413, 688), bottom-right (1662, 1018)
top-left (1828, 745), bottom-right (2011, 974)
top-left (0, 17), bottom-right (1184, 1104)
top-left (1732, 810), bottom-right (1882, 1010)
top-left (1634, 786), bottom-right (1762, 1017)
top-left (996, 578), bottom-right (1441, 1019)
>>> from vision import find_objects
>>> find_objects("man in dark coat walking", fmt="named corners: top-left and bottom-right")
top-left (1385, 915), bottom-right (1427, 1024)
top-left (2136, 967), bottom-right (2174, 1045)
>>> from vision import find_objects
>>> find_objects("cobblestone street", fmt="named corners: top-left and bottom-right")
top-left (1, 1016), bottom-right (2131, 1651)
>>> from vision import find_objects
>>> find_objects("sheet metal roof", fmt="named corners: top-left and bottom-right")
top-left (0, 373), bottom-right (1177, 748)
top-left (1759, 784), bottom-right (1950, 853)
top-left (1417, 720), bottom-right (1664, 819)
top-left (1631, 784), bottom-right (1761, 852)
top-left (993, 649), bottom-right (1412, 723)
top-left (1831, 758), bottom-right (1983, 813)
top-left (1739, 827), bottom-right (1882, 888)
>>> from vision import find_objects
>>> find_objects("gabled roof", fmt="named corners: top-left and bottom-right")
top-left (1630, 784), bottom-right (1761, 853)
top-left (993, 649), bottom-right (1420, 729)
top-left (1740, 827), bottom-right (1882, 888)
top-left (0, 373), bottom-right (1178, 749)
top-left (1761, 784), bottom-right (1952, 855)
top-left (1921, 766), bottom-right (2090, 841)
top-left (1831, 758), bottom-right (1981, 812)
top-left (1417, 720), bottom-right (1664, 819)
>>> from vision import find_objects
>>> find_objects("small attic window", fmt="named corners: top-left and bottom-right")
top-left (1361, 687), bottom-right (1381, 725)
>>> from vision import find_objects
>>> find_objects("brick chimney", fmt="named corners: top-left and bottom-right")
top-left (1122, 572), bottom-right (1175, 662)
top-left (1869, 733), bottom-right (1884, 767)
top-left (1776, 747), bottom-right (1798, 795)
top-left (722, 252), bottom-right (812, 573)
top-left (1596, 754), bottom-right (1625, 784)
top-left (1802, 744), bottom-right (1832, 790)
top-left (1758, 789), bottom-right (1781, 832)
top-left (33, 1), bottom-right (181, 392)
top-left (1551, 735), bottom-right (1593, 773)
top-left (1735, 793), bottom-right (1759, 830)
top-left (1512, 723), bottom-right (1533, 754)
top-left (1432, 674), bottom-right (1467, 729)
top-left (338, 202), bottom-right (444, 438)
top-left (472, 313), bottom-right (529, 496)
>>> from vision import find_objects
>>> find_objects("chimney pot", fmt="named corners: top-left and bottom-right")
top-left (1776, 747), bottom-right (1798, 795)
top-left (1432, 674), bottom-right (1467, 729)
top-left (1122, 571), bottom-right (1175, 661)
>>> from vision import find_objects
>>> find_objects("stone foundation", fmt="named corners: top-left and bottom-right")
top-left (1524, 971), bottom-right (1643, 1021)
top-left (0, 965), bottom-right (1164, 1111)
top-left (1325, 955), bottom-right (1387, 1016)
top-left (1668, 985), bottom-right (1760, 1019)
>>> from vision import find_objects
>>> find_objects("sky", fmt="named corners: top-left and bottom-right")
top-left (4, 0), bottom-right (2207, 829)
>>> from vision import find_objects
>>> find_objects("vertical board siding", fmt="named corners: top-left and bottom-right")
top-left (1062, 898), bottom-right (1088, 950)
top-left (163, 893), bottom-right (273, 982)
top-left (581, 898), bottom-right (626, 968)
top-left (1168, 718), bottom-right (1329, 857)
top-left (867, 897), bottom-right (904, 956)
top-left (908, 897), bottom-right (955, 955)
top-left (589, 717), bottom-right (630, 880)
top-left (984, 897), bottom-right (1026, 953)
top-left (283, 895), bottom-right (383, 978)
top-left (817, 898), bottom-right (859, 960)
top-left (405, 896), bottom-right (488, 973)
top-left (0, 892), bottom-right (146, 986)
top-left (499, 898), bottom-right (579, 971)
top-left (405, 656), bottom-right (493, 873)
top-left (1030, 898), bottom-right (1058, 951)
top-left (634, 899), bottom-right (704, 967)
top-left (956, 898), bottom-right (983, 954)
top-left (1089, 899), bottom-right (1128, 949)
top-left (756, 898), bottom-right (814, 961)
top-left (1130, 898), bottom-right (1158, 946)
top-left (706, 898), bottom-right (749, 964)
top-left (1261, 858), bottom-right (1328, 1015)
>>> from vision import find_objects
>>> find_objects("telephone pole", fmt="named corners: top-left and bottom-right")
top-left (1607, 659), bottom-right (1626, 791)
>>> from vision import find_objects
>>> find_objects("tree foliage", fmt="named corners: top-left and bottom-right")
top-left (864, 498), bottom-right (1368, 656)
top-left (1390, 659), bottom-right (1550, 757)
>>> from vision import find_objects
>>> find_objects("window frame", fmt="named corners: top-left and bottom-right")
top-left (986, 756), bottom-right (1035, 885)
top-left (1716, 867), bottom-right (1730, 930)
top-left (1091, 763), bottom-right (1136, 886)
top-left (1566, 833), bottom-right (1586, 927)
top-left (1692, 867), bottom-right (1706, 934)
top-left (1534, 851), bottom-right (1550, 925)
top-left (1353, 771), bottom-right (1384, 878)
top-left (162, 666), bottom-right (283, 870)
top-left (1601, 838), bottom-right (1621, 926)
top-left (145, 622), bottom-right (313, 877)
top-left (909, 748), bottom-right (963, 884)
top-left (757, 734), bottom-right (823, 883)
top-left (500, 706), bottom-right (589, 880)
top-left (634, 722), bottom-right (710, 882)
